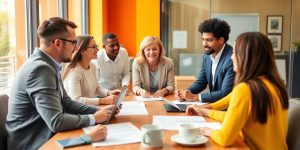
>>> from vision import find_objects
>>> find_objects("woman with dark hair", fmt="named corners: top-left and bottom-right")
top-left (63, 35), bottom-right (119, 105)
top-left (186, 32), bottom-right (288, 149)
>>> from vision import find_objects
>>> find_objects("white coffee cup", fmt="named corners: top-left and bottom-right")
top-left (141, 124), bottom-right (163, 148)
top-left (178, 123), bottom-right (200, 142)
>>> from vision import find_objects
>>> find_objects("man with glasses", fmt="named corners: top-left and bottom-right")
top-left (93, 32), bottom-right (130, 91)
top-left (6, 17), bottom-right (113, 149)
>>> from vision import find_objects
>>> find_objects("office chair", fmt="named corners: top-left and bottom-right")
top-left (0, 94), bottom-right (8, 150)
top-left (286, 99), bottom-right (300, 150)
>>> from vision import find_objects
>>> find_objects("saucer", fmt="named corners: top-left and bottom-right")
top-left (171, 134), bottom-right (208, 146)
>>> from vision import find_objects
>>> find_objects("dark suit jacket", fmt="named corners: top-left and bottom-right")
top-left (5, 48), bottom-right (98, 150)
top-left (188, 44), bottom-right (235, 103)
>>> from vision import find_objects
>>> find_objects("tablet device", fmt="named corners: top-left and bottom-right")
top-left (103, 85), bottom-right (128, 124)
top-left (162, 97), bottom-right (188, 112)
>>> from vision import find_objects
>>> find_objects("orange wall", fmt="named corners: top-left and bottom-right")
top-left (89, 0), bottom-right (160, 57)
top-left (102, 0), bottom-right (108, 34)
top-left (89, 0), bottom-right (103, 44)
top-left (105, 0), bottom-right (136, 56)
top-left (136, 0), bottom-right (160, 55)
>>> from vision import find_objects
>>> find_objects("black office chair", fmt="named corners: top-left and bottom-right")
top-left (286, 99), bottom-right (300, 150)
top-left (0, 94), bottom-right (8, 150)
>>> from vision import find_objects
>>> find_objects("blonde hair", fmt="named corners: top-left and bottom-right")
top-left (136, 36), bottom-right (165, 64)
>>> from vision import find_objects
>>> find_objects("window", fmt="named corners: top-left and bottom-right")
top-left (0, 0), bottom-right (16, 94)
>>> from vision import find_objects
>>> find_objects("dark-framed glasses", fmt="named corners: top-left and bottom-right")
top-left (86, 44), bottom-right (99, 50)
top-left (57, 38), bottom-right (77, 47)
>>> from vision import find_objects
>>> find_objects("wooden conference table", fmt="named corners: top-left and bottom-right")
top-left (40, 94), bottom-right (249, 150)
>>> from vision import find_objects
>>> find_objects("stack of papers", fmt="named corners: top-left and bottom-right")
top-left (119, 101), bottom-right (148, 115)
top-left (152, 115), bottom-right (221, 130)
top-left (83, 122), bottom-right (141, 147)
top-left (135, 96), bottom-right (163, 102)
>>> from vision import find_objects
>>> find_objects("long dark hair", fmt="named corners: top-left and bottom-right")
top-left (62, 35), bottom-right (94, 80)
top-left (234, 32), bottom-right (288, 124)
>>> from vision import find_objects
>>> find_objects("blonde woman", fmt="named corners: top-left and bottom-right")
top-left (63, 35), bottom-right (119, 105)
top-left (132, 36), bottom-right (175, 97)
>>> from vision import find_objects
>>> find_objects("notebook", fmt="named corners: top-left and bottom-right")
top-left (162, 97), bottom-right (188, 112)
top-left (103, 85), bottom-right (128, 124)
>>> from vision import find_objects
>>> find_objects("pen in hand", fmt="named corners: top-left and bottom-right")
top-left (179, 99), bottom-right (186, 102)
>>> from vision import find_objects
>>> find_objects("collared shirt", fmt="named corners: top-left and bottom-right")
top-left (93, 47), bottom-right (130, 90)
top-left (210, 44), bottom-right (225, 86)
top-left (39, 49), bottom-right (95, 125)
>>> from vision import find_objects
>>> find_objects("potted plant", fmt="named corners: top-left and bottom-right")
top-left (293, 41), bottom-right (300, 52)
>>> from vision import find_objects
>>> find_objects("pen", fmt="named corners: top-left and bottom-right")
top-left (179, 99), bottom-right (186, 102)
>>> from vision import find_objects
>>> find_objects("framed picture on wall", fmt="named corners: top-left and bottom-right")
top-left (268, 35), bottom-right (282, 52)
top-left (267, 15), bottom-right (283, 34)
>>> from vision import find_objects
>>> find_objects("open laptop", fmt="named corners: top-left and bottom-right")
top-left (162, 97), bottom-right (188, 112)
top-left (103, 85), bottom-right (128, 124)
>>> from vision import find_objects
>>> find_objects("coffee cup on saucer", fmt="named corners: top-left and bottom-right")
top-left (178, 123), bottom-right (201, 142)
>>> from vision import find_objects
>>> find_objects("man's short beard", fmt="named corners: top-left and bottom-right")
top-left (205, 48), bottom-right (215, 55)
top-left (62, 58), bottom-right (71, 63)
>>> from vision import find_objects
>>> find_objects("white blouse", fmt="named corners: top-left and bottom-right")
top-left (63, 62), bottom-right (109, 105)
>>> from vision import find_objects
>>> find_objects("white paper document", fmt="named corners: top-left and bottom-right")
top-left (83, 122), bottom-right (141, 147)
top-left (119, 101), bottom-right (148, 115)
top-left (199, 122), bottom-right (222, 130)
top-left (135, 96), bottom-right (163, 102)
top-left (153, 115), bottom-right (206, 130)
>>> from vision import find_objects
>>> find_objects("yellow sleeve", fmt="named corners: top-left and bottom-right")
top-left (207, 93), bottom-right (231, 121)
top-left (211, 93), bottom-right (231, 110)
top-left (209, 110), bottom-right (226, 122)
top-left (210, 83), bottom-right (251, 146)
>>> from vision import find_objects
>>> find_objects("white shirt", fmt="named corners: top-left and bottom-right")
top-left (210, 44), bottom-right (225, 86)
top-left (93, 47), bottom-right (130, 90)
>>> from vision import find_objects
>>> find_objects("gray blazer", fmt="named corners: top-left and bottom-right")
top-left (5, 48), bottom-right (98, 150)
top-left (132, 56), bottom-right (175, 95)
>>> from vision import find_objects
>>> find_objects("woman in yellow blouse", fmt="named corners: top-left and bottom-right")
top-left (186, 32), bottom-right (289, 149)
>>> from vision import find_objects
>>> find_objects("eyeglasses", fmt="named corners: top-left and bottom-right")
top-left (86, 44), bottom-right (99, 50)
top-left (57, 38), bottom-right (77, 47)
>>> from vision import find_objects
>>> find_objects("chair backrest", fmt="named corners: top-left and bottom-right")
top-left (0, 94), bottom-right (8, 150)
top-left (287, 99), bottom-right (300, 150)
